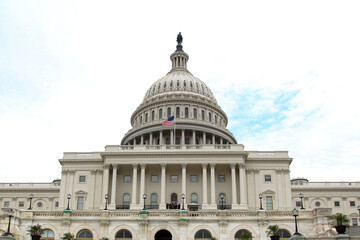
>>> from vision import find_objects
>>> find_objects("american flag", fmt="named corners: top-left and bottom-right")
top-left (162, 116), bottom-right (175, 126)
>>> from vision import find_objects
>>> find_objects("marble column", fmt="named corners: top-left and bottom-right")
top-left (149, 133), bottom-right (153, 145)
top-left (276, 169), bottom-right (284, 210)
top-left (239, 163), bottom-right (247, 209)
top-left (159, 130), bottom-right (163, 145)
top-left (203, 132), bottom-right (206, 144)
top-left (230, 163), bottom-right (237, 207)
top-left (181, 130), bottom-right (185, 145)
top-left (202, 163), bottom-right (208, 208)
top-left (140, 135), bottom-right (144, 145)
top-left (170, 130), bottom-right (174, 145)
top-left (59, 170), bottom-right (68, 208)
top-left (181, 163), bottom-right (187, 208)
top-left (110, 164), bottom-right (118, 209)
top-left (102, 165), bottom-right (110, 208)
top-left (212, 135), bottom-right (215, 145)
top-left (192, 130), bottom-right (196, 145)
top-left (131, 164), bottom-right (138, 207)
top-left (139, 163), bottom-right (146, 205)
top-left (160, 163), bottom-right (167, 209)
top-left (209, 163), bottom-right (217, 209)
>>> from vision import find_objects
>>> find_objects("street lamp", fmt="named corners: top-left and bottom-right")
top-left (66, 194), bottom-right (71, 210)
top-left (181, 193), bottom-right (185, 210)
top-left (259, 193), bottom-right (264, 210)
top-left (104, 194), bottom-right (109, 210)
top-left (5, 209), bottom-right (14, 236)
top-left (299, 193), bottom-right (305, 209)
top-left (142, 193), bottom-right (147, 210)
top-left (28, 193), bottom-right (34, 210)
top-left (292, 208), bottom-right (301, 235)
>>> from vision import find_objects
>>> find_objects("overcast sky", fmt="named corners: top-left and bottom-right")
top-left (1, 1), bottom-right (359, 182)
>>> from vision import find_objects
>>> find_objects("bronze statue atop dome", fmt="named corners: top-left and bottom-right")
top-left (177, 32), bottom-right (183, 44)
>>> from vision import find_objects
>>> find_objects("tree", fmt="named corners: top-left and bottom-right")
top-left (238, 232), bottom-right (253, 240)
top-left (266, 225), bottom-right (280, 240)
top-left (27, 224), bottom-right (44, 240)
top-left (330, 213), bottom-right (350, 234)
top-left (61, 232), bottom-right (75, 240)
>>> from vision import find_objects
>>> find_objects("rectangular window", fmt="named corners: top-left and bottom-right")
top-left (77, 196), bottom-right (84, 210)
top-left (151, 175), bottom-right (159, 182)
top-left (218, 175), bottom-right (225, 182)
top-left (171, 175), bottom-right (178, 182)
top-left (350, 201), bottom-right (356, 207)
top-left (296, 201), bottom-right (301, 207)
top-left (55, 202), bottom-right (59, 207)
top-left (265, 175), bottom-right (272, 182)
top-left (334, 201), bottom-right (340, 207)
top-left (352, 218), bottom-right (358, 226)
top-left (266, 196), bottom-right (273, 210)
top-left (124, 175), bottom-right (131, 182)
top-left (190, 175), bottom-right (198, 182)
top-left (79, 176), bottom-right (86, 182)
top-left (19, 201), bottom-right (24, 207)
top-left (4, 201), bottom-right (9, 208)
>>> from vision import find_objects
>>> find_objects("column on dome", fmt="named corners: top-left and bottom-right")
top-left (203, 132), bottom-right (206, 145)
top-left (170, 130), bottom-right (174, 145)
top-left (230, 163), bottom-right (237, 207)
top-left (181, 163), bottom-right (187, 208)
top-left (102, 164), bottom-right (110, 208)
top-left (131, 164), bottom-right (138, 207)
top-left (220, 138), bottom-right (223, 145)
top-left (202, 163), bottom-right (208, 208)
top-left (209, 163), bottom-right (217, 209)
top-left (133, 138), bottom-right (137, 145)
top-left (140, 135), bottom-right (144, 145)
top-left (139, 163), bottom-right (146, 205)
top-left (160, 131), bottom-right (163, 145)
top-left (239, 163), bottom-right (247, 209)
top-left (160, 163), bottom-right (167, 209)
top-left (109, 164), bottom-right (118, 209)
top-left (181, 130), bottom-right (185, 145)
top-left (192, 130), bottom-right (196, 145)
top-left (212, 135), bottom-right (215, 145)
top-left (149, 133), bottom-right (153, 145)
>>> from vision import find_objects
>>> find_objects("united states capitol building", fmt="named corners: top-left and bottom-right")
top-left (1, 34), bottom-right (359, 240)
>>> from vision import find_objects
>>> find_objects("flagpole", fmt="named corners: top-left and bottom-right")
top-left (173, 116), bottom-right (176, 146)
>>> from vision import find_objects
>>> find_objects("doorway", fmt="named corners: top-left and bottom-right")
top-left (155, 230), bottom-right (172, 240)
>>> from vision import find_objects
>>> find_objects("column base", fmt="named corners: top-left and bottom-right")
top-left (201, 204), bottom-right (209, 210)
top-left (159, 203), bottom-right (166, 209)
top-left (207, 204), bottom-right (218, 210)
top-left (130, 204), bottom-right (142, 210)
top-left (238, 203), bottom-right (248, 210)
top-left (108, 203), bottom-right (116, 210)
top-left (231, 204), bottom-right (241, 209)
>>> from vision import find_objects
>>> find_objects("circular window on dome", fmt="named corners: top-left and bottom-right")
top-left (37, 202), bottom-right (43, 208)
top-left (315, 201), bottom-right (321, 207)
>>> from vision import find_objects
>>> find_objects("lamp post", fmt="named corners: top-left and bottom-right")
top-left (220, 196), bottom-right (224, 210)
top-left (142, 194), bottom-right (147, 210)
top-left (259, 193), bottom-right (264, 210)
top-left (181, 193), bottom-right (185, 210)
top-left (299, 193), bottom-right (305, 209)
top-left (104, 194), bottom-right (109, 210)
top-left (5, 209), bottom-right (14, 236)
top-left (66, 194), bottom-right (71, 211)
top-left (292, 208), bottom-right (300, 235)
top-left (28, 193), bottom-right (34, 210)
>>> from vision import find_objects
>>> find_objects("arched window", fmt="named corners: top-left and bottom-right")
top-left (278, 229), bottom-right (291, 240)
top-left (151, 193), bottom-right (158, 206)
top-left (175, 137), bottom-right (180, 145)
top-left (159, 109), bottom-right (163, 119)
top-left (193, 108), bottom-right (197, 119)
top-left (152, 111), bottom-right (155, 121)
top-left (145, 113), bottom-right (148, 122)
top-left (195, 230), bottom-right (212, 240)
top-left (158, 84), bottom-right (161, 91)
top-left (185, 107), bottom-right (189, 118)
top-left (77, 230), bottom-right (93, 240)
top-left (196, 83), bottom-right (199, 90)
top-left (115, 229), bottom-right (132, 240)
top-left (171, 193), bottom-right (178, 203)
top-left (234, 230), bottom-right (251, 239)
top-left (176, 107), bottom-right (180, 118)
top-left (167, 107), bottom-right (171, 118)
top-left (208, 113), bottom-right (212, 122)
top-left (123, 193), bottom-right (130, 206)
top-left (201, 110), bottom-right (205, 120)
top-left (190, 81), bottom-right (193, 88)
top-left (191, 193), bottom-right (198, 203)
top-left (41, 229), bottom-right (55, 240)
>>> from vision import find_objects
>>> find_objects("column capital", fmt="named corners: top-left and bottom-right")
top-left (181, 162), bottom-right (187, 168)
top-left (90, 170), bottom-right (97, 175)
top-left (140, 163), bottom-right (146, 169)
top-left (202, 162), bottom-right (208, 168)
top-left (282, 169), bottom-right (290, 174)
top-left (238, 163), bottom-right (245, 169)
top-left (62, 170), bottom-right (69, 174)
top-left (161, 163), bottom-right (167, 169)
top-left (112, 164), bottom-right (119, 169)
top-left (253, 169), bottom-right (260, 173)
top-left (132, 163), bottom-right (138, 169)
top-left (210, 163), bottom-right (216, 168)
top-left (230, 163), bottom-right (236, 169)
top-left (245, 169), bottom-right (253, 173)
top-left (104, 164), bottom-right (110, 169)
top-left (275, 169), bottom-right (283, 174)
top-left (68, 170), bottom-right (76, 175)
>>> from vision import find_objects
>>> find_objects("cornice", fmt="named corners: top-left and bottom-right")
top-left (101, 150), bottom-right (248, 158)
top-left (59, 159), bottom-right (103, 163)
top-left (0, 188), bottom-right (60, 192)
top-left (291, 186), bottom-right (360, 192)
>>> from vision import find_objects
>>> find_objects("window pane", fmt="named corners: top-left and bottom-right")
top-left (191, 175), bottom-right (198, 182)
top-left (151, 175), bottom-right (158, 182)
top-left (265, 175), bottom-right (271, 182)
top-left (171, 175), bottom-right (178, 182)
top-left (266, 196), bottom-right (273, 210)
top-left (79, 176), bottom-right (86, 182)
top-left (218, 175), bottom-right (225, 182)
top-left (77, 197), bottom-right (84, 210)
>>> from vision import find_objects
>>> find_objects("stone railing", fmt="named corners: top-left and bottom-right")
top-left (291, 181), bottom-right (360, 187)
top-left (0, 182), bottom-right (61, 188)
top-left (105, 144), bottom-right (245, 152)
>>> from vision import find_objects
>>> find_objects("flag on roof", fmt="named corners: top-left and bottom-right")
top-left (162, 116), bottom-right (175, 127)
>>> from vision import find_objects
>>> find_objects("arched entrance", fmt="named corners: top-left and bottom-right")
top-left (155, 230), bottom-right (172, 240)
